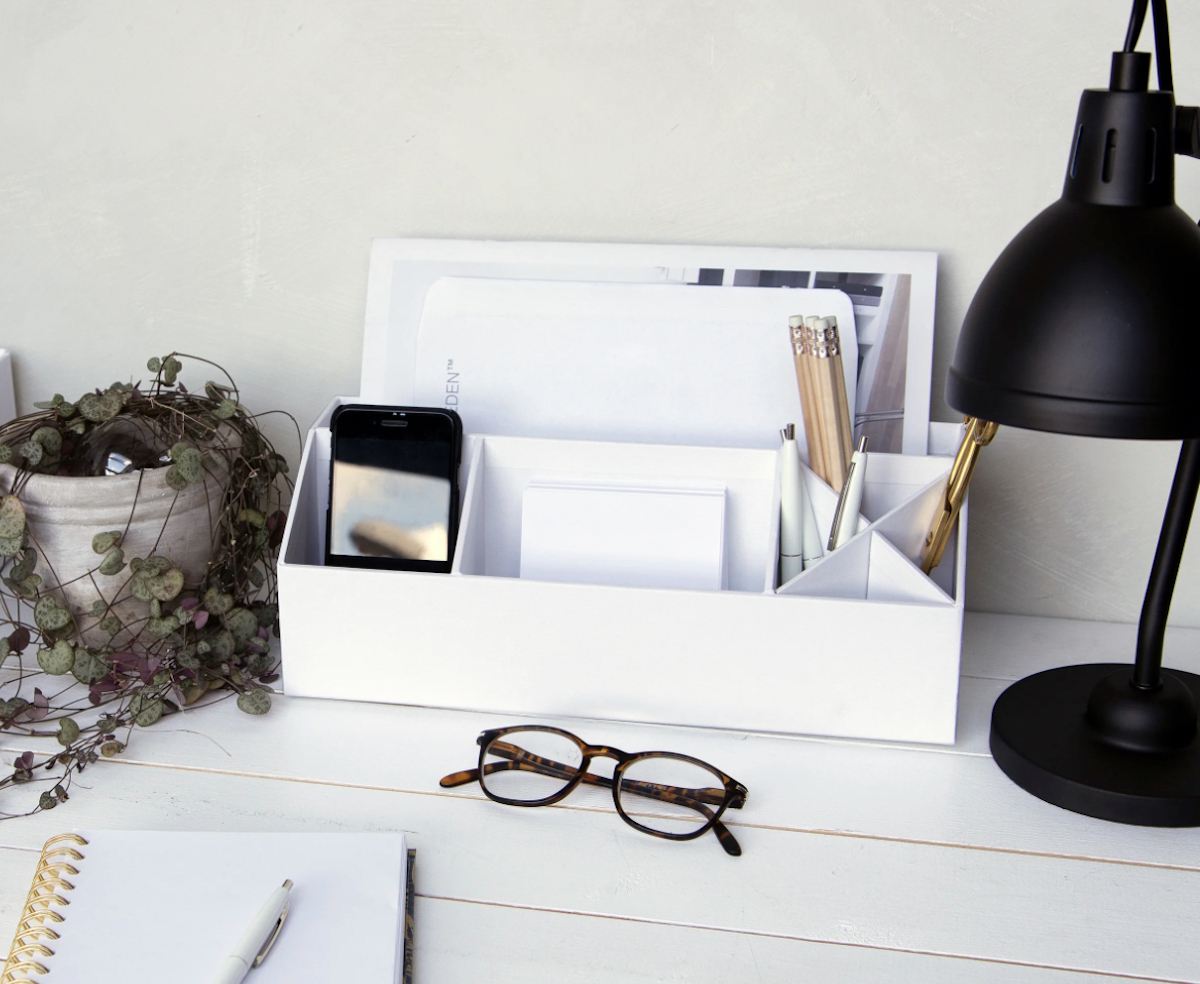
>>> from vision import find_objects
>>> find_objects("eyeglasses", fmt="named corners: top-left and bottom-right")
top-left (439, 726), bottom-right (748, 856)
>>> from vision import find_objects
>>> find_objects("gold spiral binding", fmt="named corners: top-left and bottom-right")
top-left (1, 834), bottom-right (88, 984)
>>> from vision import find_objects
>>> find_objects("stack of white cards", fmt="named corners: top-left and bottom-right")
top-left (519, 478), bottom-right (727, 591)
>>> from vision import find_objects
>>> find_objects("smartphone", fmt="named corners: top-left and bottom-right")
top-left (325, 405), bottom-right (463, 573)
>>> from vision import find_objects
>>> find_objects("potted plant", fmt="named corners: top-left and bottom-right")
top-left (0, 353), bottom-right (294, 818)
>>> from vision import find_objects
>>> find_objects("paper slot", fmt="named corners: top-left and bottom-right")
top-left (520, 479), bottom-right (727, 591)
top-left (451, 434), bottom-right (776, 593)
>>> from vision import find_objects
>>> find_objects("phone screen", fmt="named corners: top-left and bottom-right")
top-left (328, 408), bottom-right (459, 566)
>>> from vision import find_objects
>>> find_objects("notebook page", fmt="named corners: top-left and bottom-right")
top-left (43, 831), bottom-right (407, 984)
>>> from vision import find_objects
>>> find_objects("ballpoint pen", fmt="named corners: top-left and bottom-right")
top-left (779, 424), bottom-right (805, 583)
top-left (211, 879), bottom-right (293, 984)
top-left (828, 436), bottom-right (868, 551)
top-left (920, 416), bottom-right (998, 574)
top-left (779, 423), bottom-right (824, 579)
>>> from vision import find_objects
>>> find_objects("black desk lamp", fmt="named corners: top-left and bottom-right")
top-left (947, 0), bottom-right (1200, 824)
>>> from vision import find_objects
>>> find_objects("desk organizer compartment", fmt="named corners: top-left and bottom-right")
top-left (279, 399), bottom-right (966, 744)
top-left (452, 434), bottom-right (778, 593)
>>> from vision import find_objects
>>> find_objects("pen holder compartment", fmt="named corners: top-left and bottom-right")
top-left (279, 402), bottom-right (968, 745)
top-left (773, 454), bottom-right (957, 603)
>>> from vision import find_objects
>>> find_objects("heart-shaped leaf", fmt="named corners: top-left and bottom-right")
top-left (56, 717), bottom-right (79, 746)
top-left (92, 530), bottom-right (122, 554)
top-left (130, 694), bottom-right (163, 727)
top-left (203, 587), bottom-right (234, 615)
top-left (72, 647), bottom-right (109, 684)
top-left (146, 614), bottom-right (181, 639)
top-left (208, 628), bottom-right (235, 659)
top-left (98, 546), bottom-right (125, 576)
top-left (19, 441), bottom-right (43, 466)
top-left (11, 547), bottom-right (36, 581)
top-left (0, 495), bottom-right (26, 539)
top-left (32, 427), bottom-right (62, 454)
top-left (149, 568), bottom-right (184, 601)
top-left (37, 639), bottom-right (74, 675)
top-left (164, 464), bottom-right (189, 490)
top-left (34, 596), bottom-right (73, 635)
top-left (236, 688), bottom-right (271, 715)
top-left (225, 607), bottom-right (259, 645)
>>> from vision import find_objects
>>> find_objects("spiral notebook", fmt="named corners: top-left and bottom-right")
top-left (2, 830), bottom-right (414, 984)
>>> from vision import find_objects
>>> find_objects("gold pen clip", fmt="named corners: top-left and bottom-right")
top-left (920, 417), bottom-right (998, 574)
top-left (252, 879), bottom-right (292, 968)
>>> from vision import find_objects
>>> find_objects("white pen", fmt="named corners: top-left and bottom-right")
top-left (779, 424), bottom-right (805, 584)
top-left (779, 425), bottom-right (823, 582)
top-left (799, 459), bottom-right (823, 571)
top-left (211, 879), bottom-right (293, 984)
top-left (828, 436), bottom-right (868, 551)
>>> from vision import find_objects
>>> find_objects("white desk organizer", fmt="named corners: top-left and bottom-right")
top-left (279, 239), bottom-right (964, 744)
top-left (280, 407), bottom-right (964, 745)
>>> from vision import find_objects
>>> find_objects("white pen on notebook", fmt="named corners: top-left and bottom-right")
top-left (211, 878), bottom-right (293, 984)
top-left (828, 435), bottom-right (868, 551)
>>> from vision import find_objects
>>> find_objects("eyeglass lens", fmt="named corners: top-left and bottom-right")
top-left (481, 729), bottom-right (582, 803)
top-left (617, 755), bottom-right (727, 836)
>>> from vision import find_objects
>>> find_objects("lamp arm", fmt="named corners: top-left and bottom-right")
top-left (1134, 439), bottom-right (1200, 689)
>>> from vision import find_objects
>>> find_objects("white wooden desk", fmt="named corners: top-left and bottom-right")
top-left (3, 612), bottom-right (1200, 983)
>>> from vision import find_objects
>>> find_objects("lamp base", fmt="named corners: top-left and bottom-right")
top-left (990, 663), bottom-right (1200, 826)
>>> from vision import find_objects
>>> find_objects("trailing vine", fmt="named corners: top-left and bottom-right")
top-left (0, 354), bottom-right (294, 818)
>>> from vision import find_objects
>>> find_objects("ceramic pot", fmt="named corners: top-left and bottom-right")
top-left (0, 464), bottom-right (221, 647)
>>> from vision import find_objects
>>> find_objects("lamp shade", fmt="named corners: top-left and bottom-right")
top-left (946, 81), bottom-right (1200, 439)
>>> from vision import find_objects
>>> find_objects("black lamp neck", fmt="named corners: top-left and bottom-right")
top-left (1062, 75), bottom-right (1176, 208)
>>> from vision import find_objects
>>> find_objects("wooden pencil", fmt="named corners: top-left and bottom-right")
top-left (789, 315), bottom-right (827, 482)
top-left (810, 316), bottom-right (854, 491)
top-left (802, 317), bottom-right (830, 484)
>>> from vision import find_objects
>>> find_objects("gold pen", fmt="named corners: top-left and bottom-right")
top-left (920, 417), bottom-right (998, 574)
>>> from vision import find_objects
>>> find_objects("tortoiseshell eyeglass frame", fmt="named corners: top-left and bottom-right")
top-left (439, 725), bottom-right (749, 856)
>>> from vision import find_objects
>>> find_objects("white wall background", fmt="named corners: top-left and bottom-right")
top-left (2, 0), bottom-right (1199, 626)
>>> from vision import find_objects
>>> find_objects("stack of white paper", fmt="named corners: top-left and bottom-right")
top-left (520, 478), bottom-right (727, 591)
